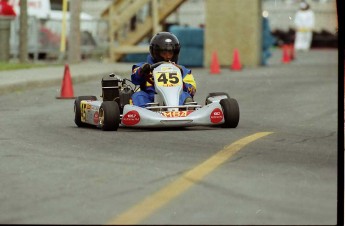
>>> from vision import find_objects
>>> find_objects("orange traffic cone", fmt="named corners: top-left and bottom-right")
top-left (56, 64), bottom-right (75, 99)
top-left (230, 49), bottom-right (242, 71)
top-left (281, 44), bottom-right (291, 64)
top-left (210, 51), bottom-right (221, 74)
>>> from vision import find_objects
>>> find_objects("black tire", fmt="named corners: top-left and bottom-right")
top-left (99, 101), bottom-right (120, 131)
top-left (220, 98), bottom-right (240, 128)
top-left (74, 96), bottom-right (97, 127)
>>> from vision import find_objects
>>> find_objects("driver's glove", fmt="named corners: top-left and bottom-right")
top-left (139, 63), bottom-right (151, 76)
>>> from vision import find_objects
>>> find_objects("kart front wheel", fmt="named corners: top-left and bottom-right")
top-left (74, 96), bottom-right (97, 127)
top-left (99, 101), bottom-right (120, 131)
top-left (220, 98), bottom-right (239, 128)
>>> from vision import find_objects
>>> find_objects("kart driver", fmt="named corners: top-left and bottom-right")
top-left (130, 32), bottom-right (197, 107)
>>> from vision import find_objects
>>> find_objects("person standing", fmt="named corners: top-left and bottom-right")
top-left (0, 0), bottom-right (16, 16)
top-left (262, 15), bottom-right (276, 65)
top-left (294, 1), bottom-right (315, 51)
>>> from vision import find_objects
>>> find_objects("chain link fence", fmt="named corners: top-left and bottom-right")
top-left (9, 16), bottom-right (109, 60)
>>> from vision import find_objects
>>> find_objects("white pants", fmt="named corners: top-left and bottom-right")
top-left (294, 31), bottom-right (313, 51)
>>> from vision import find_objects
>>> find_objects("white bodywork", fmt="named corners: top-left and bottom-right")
top-left (79, 63), bottom-right (230, 129)
top-left (120, 63), bottom-right (226, 128)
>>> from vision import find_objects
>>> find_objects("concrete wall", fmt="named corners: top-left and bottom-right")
top-left (204, 0), bottom-right (262, 67)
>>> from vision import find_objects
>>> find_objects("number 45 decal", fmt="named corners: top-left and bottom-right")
top-left (156, 72), bottom-right (182, 87)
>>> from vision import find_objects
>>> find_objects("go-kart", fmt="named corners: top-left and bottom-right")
top-left (74, 62), bottom-right (240, 131)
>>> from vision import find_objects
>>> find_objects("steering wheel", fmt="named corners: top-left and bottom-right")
top-left (150, 61), bottom-right (168, 70)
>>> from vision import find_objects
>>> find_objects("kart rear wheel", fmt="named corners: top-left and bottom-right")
top-left (220, 98), bottom-right (239, 128)
top-left (74, 96), bottom-right (97, 127)
top-left (99, 101), bottom-right (120, 131)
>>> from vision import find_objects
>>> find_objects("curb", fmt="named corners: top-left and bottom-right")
top-left (0, 67), bottom-right (132, 95)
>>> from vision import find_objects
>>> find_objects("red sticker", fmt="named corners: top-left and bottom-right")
top-left (122, 110), bottom-right (140, 126)
top-left (93, 112), bottom-right (99, 124)
top-left (210, 108), bottom-right (223, 123)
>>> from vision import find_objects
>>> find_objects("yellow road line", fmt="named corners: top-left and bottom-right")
top-left (107, 132), bottom-right (273, 225)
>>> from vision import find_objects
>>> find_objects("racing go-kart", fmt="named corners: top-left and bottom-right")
top-left (74, 62), bottom-right (240, 131)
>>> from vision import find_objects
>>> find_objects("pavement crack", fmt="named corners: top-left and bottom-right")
top-left (295, 131), bottom-right (335, 143)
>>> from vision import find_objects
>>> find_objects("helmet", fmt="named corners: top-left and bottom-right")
top-left (149, 32), bottom-right (180, 63)
top-left (299, 2), bottom-right (309, 10)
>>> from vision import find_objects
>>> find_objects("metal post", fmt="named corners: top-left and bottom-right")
top-left (152, 0), bottom-right (159, 35)
top-left (0, 16), bottom-right (14, 61)
top-left (59, 0), bottom-right (68, 62)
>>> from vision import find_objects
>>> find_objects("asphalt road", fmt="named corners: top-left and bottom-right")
top-left (0, 49), bottom-right (338, 224)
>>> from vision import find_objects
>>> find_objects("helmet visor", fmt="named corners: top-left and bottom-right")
top-left (159, 50), bottom-right (174, 61)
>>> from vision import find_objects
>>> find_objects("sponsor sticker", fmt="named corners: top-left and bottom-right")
top-left (155, 72), bottom-right (182, 87)
top-left (161, 110), bottom-right (193, 118)
top-left (210, 108), bottom-right (223, 123)
top-left (122, 110), bottom-right (140, 126)
top-left (160, 67), bottom-right (173, 71)
top-left (93, 112), bottom-right (99, 124)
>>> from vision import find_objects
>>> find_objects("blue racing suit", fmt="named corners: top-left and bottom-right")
top-left (131, 55), bottom-right (197, 107)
